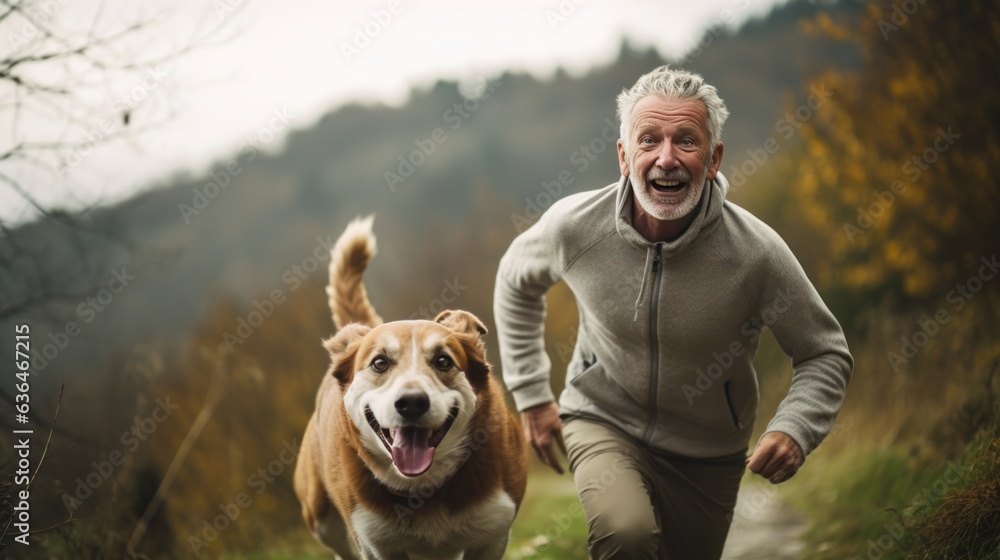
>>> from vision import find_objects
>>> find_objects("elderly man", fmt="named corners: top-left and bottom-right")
top-left (493, 66), bottom-right (853, 559)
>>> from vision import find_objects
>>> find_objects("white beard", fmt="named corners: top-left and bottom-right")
top-left (630, 155), bottom-right (712, 221)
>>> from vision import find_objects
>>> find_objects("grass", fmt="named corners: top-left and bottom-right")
top-left (223, 465), bottom-right (589, 560)
top-left (911, 430), bottom-right (1000, 560)
top-left (505, 465), bottom-right (589, 560)
top-left (785, 410), bottom-right (1000, 559)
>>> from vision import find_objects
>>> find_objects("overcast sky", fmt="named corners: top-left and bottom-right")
top-left (0, 0), bottom-right (788, 223)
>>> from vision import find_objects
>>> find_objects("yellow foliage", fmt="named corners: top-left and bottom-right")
top-left (792, 2), bottom-right (1000, 303)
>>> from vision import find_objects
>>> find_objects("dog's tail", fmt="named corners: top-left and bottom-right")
top-left (327, 216), bottom-right (383, 330)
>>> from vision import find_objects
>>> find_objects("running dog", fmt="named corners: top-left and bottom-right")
top-left (294, 216), bottom-right (528, 560)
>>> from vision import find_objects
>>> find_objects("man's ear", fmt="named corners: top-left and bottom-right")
top-left (434, 310), bottom-right (487, 337)
top-left (707, 141), bottom-right (724, 180)
top-left (617, 138), bottom-right (629, 178)
top-left (322, 323), bottom-right (371, 385)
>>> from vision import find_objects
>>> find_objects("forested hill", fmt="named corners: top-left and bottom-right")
top-left (0, 0), bottom-right (863, 389)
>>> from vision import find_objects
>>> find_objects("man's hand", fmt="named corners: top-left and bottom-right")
top-left (747, 431), bottom-right (804, 484)
top-left (521, 401), bottom-right (568, 474)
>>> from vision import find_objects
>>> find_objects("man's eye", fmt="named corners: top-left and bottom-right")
top-left (371, 355), bottom-right (391, 373)
top-left (433, 355), bottom-right (454, 371)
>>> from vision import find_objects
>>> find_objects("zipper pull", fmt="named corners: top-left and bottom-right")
top-left (652, 244), bottom-right (662, 272)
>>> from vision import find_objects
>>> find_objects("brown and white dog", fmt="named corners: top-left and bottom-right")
top-left (294, 217), bottom-right (528, 560)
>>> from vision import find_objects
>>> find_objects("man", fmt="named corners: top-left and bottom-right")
top-left (493, 66), bottom-right (853, 559)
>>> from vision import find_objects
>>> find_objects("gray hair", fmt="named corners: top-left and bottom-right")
top-left (616, 65), bottom-right (729, 150)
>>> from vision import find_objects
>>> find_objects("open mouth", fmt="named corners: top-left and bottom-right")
top-left (650, 178), bottom-right (687, 194)
top-left (365, 405), bottom-right (459, 477)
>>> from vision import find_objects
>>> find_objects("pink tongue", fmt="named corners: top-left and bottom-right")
top-left (390, 427), bottom-right (436, 477)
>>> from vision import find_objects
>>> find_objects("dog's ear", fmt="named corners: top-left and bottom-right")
top-left (434, 310), bottom-right (488, 337)
top-left (324, 323), bottom-right (370, 355)
top-left (463, 347), bottom-right (492, 392)
top-left (435, 310), bottom-right (491, 390)
top-left (323, 323), bottom-right (371, 385)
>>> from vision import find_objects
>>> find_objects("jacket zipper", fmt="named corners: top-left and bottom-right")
top-left (641, 243), bottom-right (663, 445)
top-left (724, 380), bottom-right (744, 429)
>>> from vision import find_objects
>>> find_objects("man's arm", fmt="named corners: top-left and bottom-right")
top-left (747, 233), bottom-right (854, 483)
top-left (494, 215), bottom-right (568, 473)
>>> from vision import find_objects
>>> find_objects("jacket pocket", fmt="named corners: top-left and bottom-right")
top-left (723, 379), bottom-right (743, 430)
top-left (569, 358), bottom-right (644, 409)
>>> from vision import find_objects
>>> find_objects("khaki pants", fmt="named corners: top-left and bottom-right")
top-left (562, 416), bottom-right (746, 560)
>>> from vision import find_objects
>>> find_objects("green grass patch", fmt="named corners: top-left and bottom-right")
top-left (224, 466), bottom-right (590, 560)
top-left (505, 466), bottom-right (589, 560)
top-left (788, 413), bottom-right (1000, 559)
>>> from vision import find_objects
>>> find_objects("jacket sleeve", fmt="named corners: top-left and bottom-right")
top-left (493, 213), bottom-right (566, 412)
top-left (757, 234), bottom-right (854, 457)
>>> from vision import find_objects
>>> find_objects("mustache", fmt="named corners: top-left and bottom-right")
top-left (646, 169), bottom-right (691, 182)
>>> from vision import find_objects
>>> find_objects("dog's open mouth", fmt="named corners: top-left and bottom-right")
top-left (365, 405), bottom-right (459, 477)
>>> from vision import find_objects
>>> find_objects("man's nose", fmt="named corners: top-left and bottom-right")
top-left (654, 142), bottom-right (679, 170)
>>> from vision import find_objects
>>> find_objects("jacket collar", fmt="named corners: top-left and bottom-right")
top-left (614, 171), bottom-right (729, 258)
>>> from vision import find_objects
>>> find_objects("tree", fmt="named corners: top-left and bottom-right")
top-left (0, 4), bottom-right (243, 551)
top-left (793, 2), bottom-right (1000, 304)
top-left (0, 0), bottom-right (241, 320)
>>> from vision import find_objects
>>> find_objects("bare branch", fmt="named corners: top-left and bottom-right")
top-left (0, 387), bottom-right (100, 448)
top-left (125, 363), bottom-right (227, 557)
top-left (0, 384), bottom-right (68, 541)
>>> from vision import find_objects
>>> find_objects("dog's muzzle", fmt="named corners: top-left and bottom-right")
top-left (365, 405), bottom-right (460, 477)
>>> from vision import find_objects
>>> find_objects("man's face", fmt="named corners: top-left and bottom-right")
top-left (617, 96), bottom-right (723, 222)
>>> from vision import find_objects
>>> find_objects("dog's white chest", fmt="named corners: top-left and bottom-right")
top-left (351, 488), bottom-right (516, 558)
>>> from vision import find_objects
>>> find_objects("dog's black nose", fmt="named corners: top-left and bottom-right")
top-left (395, 392), bottom-right (430, 420)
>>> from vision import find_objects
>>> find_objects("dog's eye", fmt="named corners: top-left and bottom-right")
top-left (370, 355), bottom-right (391, 373)
top-left (432, 354), bottom-right (454, 371)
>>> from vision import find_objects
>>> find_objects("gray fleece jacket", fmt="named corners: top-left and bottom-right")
top-left (493, 173), bottom-right (853, 459)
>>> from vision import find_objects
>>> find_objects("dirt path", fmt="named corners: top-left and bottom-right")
top-left (721, 484), bottom-right (807, 560)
